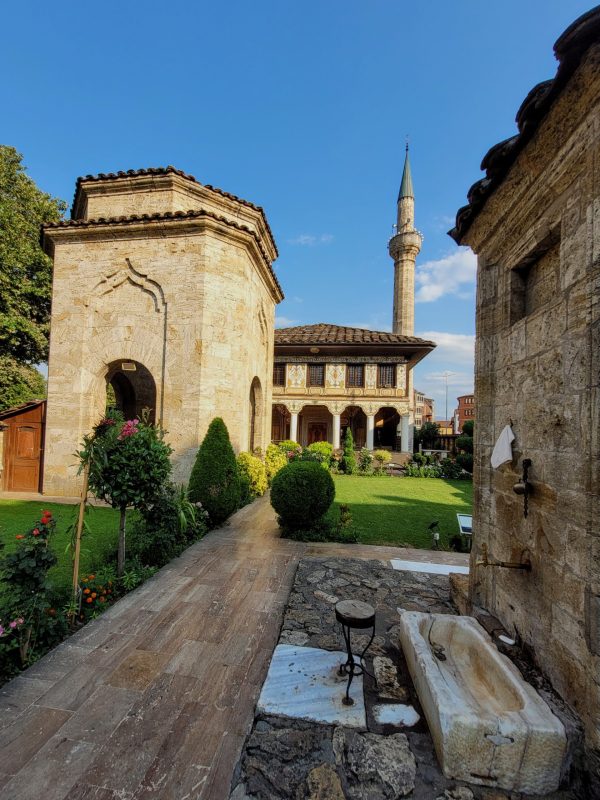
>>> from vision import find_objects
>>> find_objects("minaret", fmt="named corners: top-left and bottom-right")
top-left (388, 145), bottom-right (423, 335)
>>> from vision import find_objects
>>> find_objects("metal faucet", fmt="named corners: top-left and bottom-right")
top-left (475, 543), bottom-right (532, 571)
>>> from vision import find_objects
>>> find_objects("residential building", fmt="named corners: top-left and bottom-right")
top-left (455, 393), bottom-right (475, 431)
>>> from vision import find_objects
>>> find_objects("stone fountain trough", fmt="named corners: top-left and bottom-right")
top-left (398, 611), bottom-right (566, 795)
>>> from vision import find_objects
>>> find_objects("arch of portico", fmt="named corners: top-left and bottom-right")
top-left (272, 400), bottom-right (412, 452)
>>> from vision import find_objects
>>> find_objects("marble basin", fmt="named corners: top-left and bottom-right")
top-left (398, 612), bottom-right (566, 795)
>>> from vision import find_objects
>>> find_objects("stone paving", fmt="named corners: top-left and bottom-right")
top-left (0, 498), bottom-right (300, 799)
top-left (0, 496), bottom-right (468, 800)
top-left (232, 557), bottom-right (580, 800)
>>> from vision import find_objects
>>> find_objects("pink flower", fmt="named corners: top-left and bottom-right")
top-left (118, 419), bottom-right (140, 440)
top-left (9, 621), bottom-right (17, 629)
top-left (17, 618), bottom-right (24, 625)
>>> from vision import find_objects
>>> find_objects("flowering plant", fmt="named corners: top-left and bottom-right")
top-left (0, 511), bottom-right (62, 669)
top-left (78, 573), bottom-right (114, 620)
top-left (77, 410), bottom-right (172, 576)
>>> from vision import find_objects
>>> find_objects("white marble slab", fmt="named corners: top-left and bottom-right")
top-left (372, 703), bottom-right (420, 727)
top-left (257, 644), bottom-right (366, 728)
top-left (390, 559), bottom-right (469, 576)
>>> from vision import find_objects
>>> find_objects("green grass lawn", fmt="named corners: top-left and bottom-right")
top-left (0, 500), bottom-right (121, 600)
top-left (328, 475), bottom-right (473, 548)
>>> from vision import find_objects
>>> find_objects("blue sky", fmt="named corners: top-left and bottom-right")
top-left (2, 1), bottom-right (591, 417)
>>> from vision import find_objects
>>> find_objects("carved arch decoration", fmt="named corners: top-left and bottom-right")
top-left (87, 258), bottom-right (166, 313)
top-left (85, 259), bottom-right (168, 426)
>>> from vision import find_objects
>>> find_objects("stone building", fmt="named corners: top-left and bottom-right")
top-left (271, 324), bottom-right (434, 452)
top-left (271, 148), bottom-right (435, 454)
top-left (450, 7), bottom-right (600, 786)
top-left (41, 167), bottom-right (282, 496)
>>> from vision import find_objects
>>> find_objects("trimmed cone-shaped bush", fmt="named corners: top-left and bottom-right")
top-left (340, 428), bottom-right (357, 474)
top-left (188, 417), bottom-right (241, 526)
top-left (271, 460), bottom-right (335, 531)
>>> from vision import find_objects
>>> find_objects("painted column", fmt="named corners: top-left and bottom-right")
top-left (366, 414), bottom-right (375, 450)
top-left (401, 413), bottom-right (410, 452)
top-left (290, 412), bottom-right (298, 443)
top-left (333, 413), bottom-right (341, 449)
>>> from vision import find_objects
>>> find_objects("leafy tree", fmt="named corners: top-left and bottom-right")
top-left (78, 413), bottom-right (172, 576)
top-left (188, 417), bottom-right (241, 526)
top-left (339, 428), bottom-right (357, 474)
top-left (456, 420), bottom-right (474, 473)
top-left (419, 421), bottom-right (440, 448)
top-left (0, 146), bottom-right (66, 366)
top-left (0, 356), bottom-right (46, 412)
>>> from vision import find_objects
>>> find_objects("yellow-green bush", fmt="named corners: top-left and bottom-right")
top-left (373, 449), bottom-right (392, 474)
top-left (237, 452), bottom-right (268, 499)
top-left (265, 443), bottom-right (287, 484)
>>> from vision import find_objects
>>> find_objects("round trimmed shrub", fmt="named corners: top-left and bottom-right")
top-left (306, 441), bottom-right (334, 467)
top-left (373, 449), bottom-right (391, 474)
top-left (277, 439), bottom-right (301, 455)
top-left (188, 417), bottom-right (241, 526)
top-left (271, 460), bottom-right (335, 531)
top-left (237, 452), bottom-right (268, 500)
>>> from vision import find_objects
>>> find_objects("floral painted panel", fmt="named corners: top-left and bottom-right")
top-left (325, 363), bottom-right (345, 388)
top-left (287, 363), bottom-right (306, 388)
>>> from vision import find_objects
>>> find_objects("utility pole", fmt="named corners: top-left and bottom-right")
top-left (442, 371), bottom-right (456, 421)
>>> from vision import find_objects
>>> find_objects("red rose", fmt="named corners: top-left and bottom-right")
top-left (32, 530), bottom-right (40, 536)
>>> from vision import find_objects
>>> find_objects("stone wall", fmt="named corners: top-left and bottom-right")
top-left (462, 46), bottom-right (600, 775)
top-left (43, 176), bottom-right (280, 496)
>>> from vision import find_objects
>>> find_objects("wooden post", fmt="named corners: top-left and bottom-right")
top-left (72, 461), bottom-right (90, 599)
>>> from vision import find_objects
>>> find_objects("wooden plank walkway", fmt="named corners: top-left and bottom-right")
top-left (0, 496), bottom-right (467, 799)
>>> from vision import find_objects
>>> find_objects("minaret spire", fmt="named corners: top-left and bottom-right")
top-left (389, 143), bottom-right (422, 335)
top-left (398, 142), bottom-right (414, 201)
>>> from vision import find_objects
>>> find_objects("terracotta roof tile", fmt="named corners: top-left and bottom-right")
top-left (42, 208), bottom-right (283, 298)
top-left (275, 323), bottom-right (435, 347)
top-left (70, 166), bottom-right (278, 257)
top-left (450, 6), bottom-right (600, 243)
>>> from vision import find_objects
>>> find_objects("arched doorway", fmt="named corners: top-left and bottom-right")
top-left (249, 377), bottom-right (263, 452)
top-left (105, 360), bottom-right (156, 423)
top-left (341, 406), bottom-right (367, 449)
top-left (298, 405), bottom-right (333, 446)
top-left (375, 407), bottom-right (401, 450)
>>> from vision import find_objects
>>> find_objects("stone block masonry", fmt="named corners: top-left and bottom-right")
top-left (452, 15), bottom-right (600, 789)
top-left (41, 169), bottom-right (283, 495)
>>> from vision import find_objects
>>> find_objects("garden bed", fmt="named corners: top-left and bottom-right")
top-left (0, 500), bottom-right (121, 599)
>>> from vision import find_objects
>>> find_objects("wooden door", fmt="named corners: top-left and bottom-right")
top-left (6, 423), bottom-right (42, 491)
top-left (308, 423), bottom-right (327, 444)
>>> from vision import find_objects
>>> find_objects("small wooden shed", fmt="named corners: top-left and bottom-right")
top-left (0, 400), bottom-right (46, 493)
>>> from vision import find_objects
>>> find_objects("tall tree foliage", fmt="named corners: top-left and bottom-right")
top-left (0, 147), bottom-right (66, 408)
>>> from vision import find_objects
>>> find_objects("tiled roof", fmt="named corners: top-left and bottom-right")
top-left (450, 6), bottom-right (600, 243)
top-left (42, 208), bottom-right (283, 298)
top-left (70, 166), bottom-right (278, 257)
top-left (275, 323), bottom-right (435, 347)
